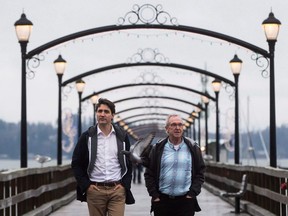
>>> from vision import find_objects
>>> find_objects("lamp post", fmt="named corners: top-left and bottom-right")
top-left (54, 55), bottom-right (67, 165)
top-left (201, 94), bottom-right (210, 155)
top-left (195, 104), bottom-right (202, 146)
top-left (212, 79), bottom-right (222, 162)
top-left (230, 54), bottom-right (242, 165)
top-left (187, 117), bottom-right (194, 138)
top-left (14, 13), bottom-right (33, 168)
top-left (262, 12), bottom-right (281, 168)
top-left (90, 94), bottom-right (98, 125)
top-left (76, 79), bottom-right (86, 138)
top-left (192, 111), bottom-right (198, 142)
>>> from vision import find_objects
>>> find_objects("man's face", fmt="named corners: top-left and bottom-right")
top-left (96, 104), bottom-right (114, 125)
top-left (165, 116), bottom-right (184, 139)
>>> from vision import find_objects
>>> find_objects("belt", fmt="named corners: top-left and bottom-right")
top-left (160, 193), bottom-right (187, 200)
top-left (92, 181), bottom-right (121, 187)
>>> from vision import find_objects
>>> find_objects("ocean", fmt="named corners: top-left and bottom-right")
top-left (1, 158), bottom-right (288, 171)
top-left (0, 159), bottom-right (72, 171)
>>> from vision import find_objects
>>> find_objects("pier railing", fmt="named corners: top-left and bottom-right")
top-left (0, 164), bottom-right (76, 216)
top-left (1, 162), bottom-right (288, 216)
top-left (204, 161), bottom-right (288, 216)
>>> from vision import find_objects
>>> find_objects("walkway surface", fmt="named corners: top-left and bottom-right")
top-left (49, 183), bottom-right (251, 216)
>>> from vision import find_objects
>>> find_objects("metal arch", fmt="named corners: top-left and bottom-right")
top-left (115, 112), bottom-right (187, 123)
top-left (129, 123), bottom-right (165, 131)
top-left (116, 113), bottom-right (168, 123)
top-left (129, 125), bottom-right (166, 138)
top-left (62, 62), bottom-right (235, 87)
top-left (113, 96), bottom-right (203, 109)
top-left (126, 117), bottom-right (166, 126)
top-left (115, 105), bottom-right (191, 116)
top-left (27, 24), bottom-right (268, 59)
top-left (81, 83), bottom-right (215, 102)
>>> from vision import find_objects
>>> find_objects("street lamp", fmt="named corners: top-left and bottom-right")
top-left (76, 79), bottom-right (86, 138)
top-left (54, 55), bottom-right (67, 165)
top-left (90, 93), bottom-right (99, 125)
top-left (192, 110), bottom-right (198, 142)
top-left (262, 12), bottom-right (281, 168)
top-left (187, 116), bottom-right (194, 139)
top-left (195, 104), bottom-right (202, 146)
top-left (201, 94), bottom-right (210, 155)
top-left (212, 79), bottom-right (222, 162)
top-left (230, 54), bottom-right (242, 165)
top-left (14, 13), bottom-right (33, 168)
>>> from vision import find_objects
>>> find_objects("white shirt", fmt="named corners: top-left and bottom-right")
top-left (89, 126), bottom-right (121, 182)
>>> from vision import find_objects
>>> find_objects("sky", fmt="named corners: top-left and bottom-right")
top-left (0, 0), bottom-right (287, 139)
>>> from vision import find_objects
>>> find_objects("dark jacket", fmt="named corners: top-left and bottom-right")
top-left (71, 124), bottom-right (135, 204)
top-left (144, 137), bottom-right (205, 212)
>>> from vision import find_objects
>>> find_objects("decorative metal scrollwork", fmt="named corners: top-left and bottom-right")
top-left (222, 82), bottom-right (235, 100)
top-left (127, 48), bottom-right (170, 63)
top-left (26, 54), bottom-right (45, 79)
top-left (62, 84), bottom-right (74, 101)
top-left (251, 53), bottom-right (269, 78)
top-left (139, 87), bottom-right (161, 96)
top-left (118, 4), bottom-right (178, 26)
top-left (134, 71), bottom-right (164, 84)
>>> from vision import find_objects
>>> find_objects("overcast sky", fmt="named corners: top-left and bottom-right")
top-left (0, 0), bottom-right (287, 138)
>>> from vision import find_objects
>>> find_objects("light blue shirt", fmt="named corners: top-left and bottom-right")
top-left (159, 139), bottom-right (192, 196)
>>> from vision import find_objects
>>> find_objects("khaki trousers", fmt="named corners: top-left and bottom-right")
top-left (87, 185), bottom-right (126, 216)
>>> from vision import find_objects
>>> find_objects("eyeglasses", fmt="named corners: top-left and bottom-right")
top-left (169, 123), bottom-right (183, 128)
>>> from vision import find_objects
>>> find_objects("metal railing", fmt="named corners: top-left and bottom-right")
top-left (0, 164), bottom-right (76, 216)
top-left (204, 161), bottom-right (288, 216)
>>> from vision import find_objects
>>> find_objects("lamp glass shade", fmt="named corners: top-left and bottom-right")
top-left (90, 94), bottom-right (99, 104)
top-left (212, 79), bottom-right (222, 92)
top-left (263, 24), bottom-right (280, 40)
top-left (262, 12), bottom-right (281, 41)
top-left (123, 125), bottom-right (129, 130)
top-left (54, 55), bottom-right (67, 75)
top-left (195, 106), bottom-right (201, 113)
top-left (192, 111), bottom-right (198, 118)
top-left (14, 13), bottom-right (33, 42)
top-left (187, 117), bottom-right (194, 123)
top-left (201, 95), bottom-right (209, 104)
top-left (230, 54), bottom-right (242, 75)
top-left (76, 80), bottom-right (86, 93)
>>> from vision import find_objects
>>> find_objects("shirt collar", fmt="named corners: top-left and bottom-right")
top-left (167, 138), bottom-right (184, 150)
top-left (97, 124), bottom-right (115, 136)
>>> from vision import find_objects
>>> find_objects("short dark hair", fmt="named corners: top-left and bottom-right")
top-left (95, 98), bottom-right (116, 114)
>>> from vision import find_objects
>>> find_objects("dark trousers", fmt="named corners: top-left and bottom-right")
top-left (152, 195), bottom-right (195, 216)
top-left (133, 164), bottom-right (142, 184)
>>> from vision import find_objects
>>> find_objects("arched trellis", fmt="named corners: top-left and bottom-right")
top-left (116, 106), bottom-right (191, 116)
top-left (81, 83), bottom-right (212, 136)
top-left (113, 96), bottom-right (204, 109)
top-left (115, 112), bottom-right (186, 123)
top-left (128, 123), bottom-right (167, 139)
top-left (17, 4), bottom-right (278, 168)
top-left (61, 62), bottom-right (235, 87)
top-left (112, 96), bottom-right (201, 137)
top-left (115, 111), bottom-right (195, 138)
top-left (81, 83), bottom-right (215, 101)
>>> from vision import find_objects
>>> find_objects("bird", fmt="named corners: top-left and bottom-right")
top-left (35, 155), bottom-right (52, 167)
top-left (122, 131), bottom-right (155, 164)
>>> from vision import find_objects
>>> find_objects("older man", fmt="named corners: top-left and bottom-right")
top-left (144, 114), bottom-right (205, 216)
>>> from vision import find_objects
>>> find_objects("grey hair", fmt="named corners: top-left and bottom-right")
top-left (165, 114), bottom-right (182, 127)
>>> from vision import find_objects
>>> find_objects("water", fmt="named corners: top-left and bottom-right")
top-left (1, 158), bottom-right (288, 172)
top-left (0, 159), bottom-right (71, 171)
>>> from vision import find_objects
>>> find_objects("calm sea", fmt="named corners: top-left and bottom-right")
top-left (1, 158), bottom-right (288, 171)
top-left (0, 159), bottom-right (72, 171)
